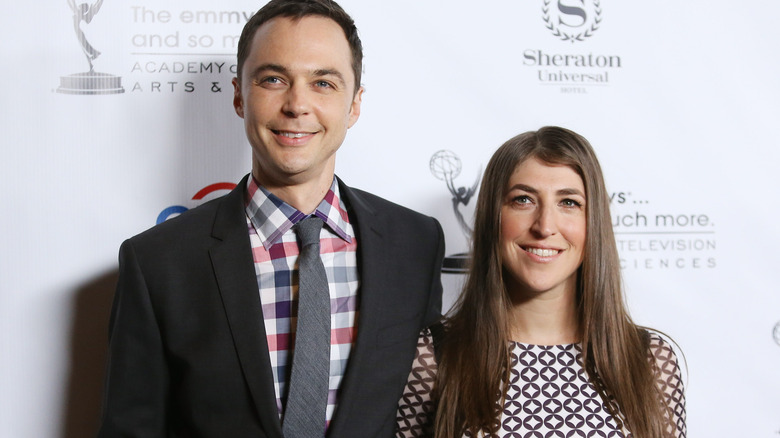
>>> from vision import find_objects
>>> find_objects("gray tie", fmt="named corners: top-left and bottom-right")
top-left (282, 216), bottom-right (330, 438)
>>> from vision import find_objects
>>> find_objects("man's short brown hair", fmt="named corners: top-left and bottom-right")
top-left (237, 0), bottom-right (363, 94)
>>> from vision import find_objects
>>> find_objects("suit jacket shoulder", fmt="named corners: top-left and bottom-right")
top-left (125, 175), bottom-right (247, 254)
top-left (337, 179), bottom-right (443, 240)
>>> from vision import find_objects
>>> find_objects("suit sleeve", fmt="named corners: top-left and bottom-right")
top-left (98, 240), bottom-right (169, 438)
top-left (422, 218), bottom-right (445, 327)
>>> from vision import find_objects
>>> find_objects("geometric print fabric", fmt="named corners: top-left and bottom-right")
top-left (396, 330), bottom-right (686, 438)
top-left (495, 342), bottom-right (627, 437)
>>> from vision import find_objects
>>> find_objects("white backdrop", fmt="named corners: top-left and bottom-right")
top-left (2, 1), bottom-right (779, 436)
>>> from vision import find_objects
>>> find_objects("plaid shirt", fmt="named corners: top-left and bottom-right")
top-left (244, 176), bottom-right (359, 427)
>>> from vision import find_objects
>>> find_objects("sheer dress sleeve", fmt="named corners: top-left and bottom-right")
top-left (396, 329), bottom-right (438, 438)
top-left (648, 333), bottom-right (687, 438)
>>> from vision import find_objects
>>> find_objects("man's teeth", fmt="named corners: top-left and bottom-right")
top-left (279, 132), bottom-right (309, 138)
top-left (526, 248), bottom-right (558, 257)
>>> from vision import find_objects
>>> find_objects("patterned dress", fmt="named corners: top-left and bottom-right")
top-left (396, 329), bottom-right (686, 437)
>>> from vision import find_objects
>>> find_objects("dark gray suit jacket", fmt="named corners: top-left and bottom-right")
top-left (98, 175), bottom-right (444, 438)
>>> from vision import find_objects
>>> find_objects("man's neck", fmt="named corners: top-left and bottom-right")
top-left (252, 170), bottom-right (335, 215)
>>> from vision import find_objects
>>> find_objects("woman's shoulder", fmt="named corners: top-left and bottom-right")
top-left (644, 330), bottom-right (686, 403)
top-left (645, 330), bottom-right (683, 367)
top-left (644, 331), bottom-right (688, 436)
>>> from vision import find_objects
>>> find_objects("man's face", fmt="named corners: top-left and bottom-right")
top-left (233, 15), bottom-right (363, 188)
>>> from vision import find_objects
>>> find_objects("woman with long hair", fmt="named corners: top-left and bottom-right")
top-left (396, 126), bottom-right (686, 437)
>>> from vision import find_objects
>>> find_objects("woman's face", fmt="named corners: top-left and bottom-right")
top-left (500, 157), bottom-right (586, 298)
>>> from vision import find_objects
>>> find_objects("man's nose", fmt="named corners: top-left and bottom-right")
top-left (282, 83), bottom-right (312, 117)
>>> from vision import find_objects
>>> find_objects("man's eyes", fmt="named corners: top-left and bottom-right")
top-left (263, 77), bottom-right (282, 84)
top-left (315, 80), bottom-right (335, 89)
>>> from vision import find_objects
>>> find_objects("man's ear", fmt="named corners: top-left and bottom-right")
top-left (232, 77), bottom-right (244, 118)
top-left (347, 85), bottom-right (364, 128)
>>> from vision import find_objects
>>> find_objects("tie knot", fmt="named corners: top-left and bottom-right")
top-left (297, 216), bottom-right (324, 247)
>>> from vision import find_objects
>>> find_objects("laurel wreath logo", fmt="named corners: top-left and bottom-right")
top-left (542, 0), bottom-right (602, 43)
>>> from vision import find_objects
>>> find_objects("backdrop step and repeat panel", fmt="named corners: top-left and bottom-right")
top-left (2, 1), bottom-right (779, 437)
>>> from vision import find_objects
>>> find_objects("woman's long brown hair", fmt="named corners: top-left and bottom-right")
top-left (434, 127), bottom-right (674, 437)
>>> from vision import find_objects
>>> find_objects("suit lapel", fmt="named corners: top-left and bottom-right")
top-left (209, 176), bottom-right (283, 438)
top-left (328, 180), bottom-right (389, 436)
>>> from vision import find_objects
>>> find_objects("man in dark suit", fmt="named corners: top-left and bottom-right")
top-left (97, 1), bottom-right (444, 437)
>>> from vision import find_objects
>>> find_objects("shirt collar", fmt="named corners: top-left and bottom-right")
top-left (245, 175), bottom-right (353, 250)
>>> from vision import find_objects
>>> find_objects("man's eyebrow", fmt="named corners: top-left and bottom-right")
top-left (249, 64), bottom-right (347, 85)
top-left (312, 68), bottom-right (343, 77)
top-left (313, 68), bottom-right (346, 85)
top-left (248, 63), bottom-right (288, 79)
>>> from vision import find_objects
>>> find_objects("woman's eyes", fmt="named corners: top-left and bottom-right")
top-left (561, 198), bottom-right (582, 208)
top-left (512, 195), bottom-right (533, 205)
top-left (510, 195), bottom-right (583, 209)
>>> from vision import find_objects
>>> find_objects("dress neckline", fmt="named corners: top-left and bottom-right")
top-left (508, 340), bottom-right (580, 348)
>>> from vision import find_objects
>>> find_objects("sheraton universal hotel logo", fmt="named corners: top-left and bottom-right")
top-left (524, 0), bottom-right (621, 92)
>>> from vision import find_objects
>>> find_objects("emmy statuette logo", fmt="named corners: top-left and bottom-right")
top-left (57, 0), bottom-right (124, 95)
top-left (543, 0), bottom-right (602, 43)
top-left (430, 150), bottom-right (481, 274)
